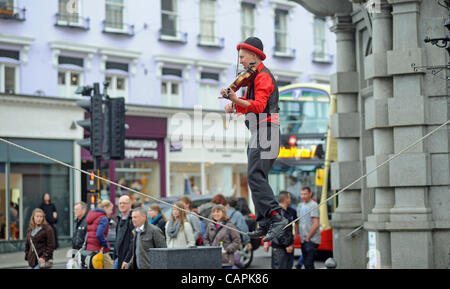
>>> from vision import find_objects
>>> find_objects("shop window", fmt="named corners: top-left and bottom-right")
top-left (0, 164), bottom-right (71, 240)
top-left (114, 160), bottom-right (161, 201)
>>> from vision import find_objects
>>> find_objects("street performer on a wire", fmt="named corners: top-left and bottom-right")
top-left (220, 37), bottom-right (288, 242)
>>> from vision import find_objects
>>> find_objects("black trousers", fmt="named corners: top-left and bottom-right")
top-left (247, 124), bottom-right (281, 222)
top-left (301, 242), bottom-right (319, 269)
top-left (271, 247), bottom-right (294, 269)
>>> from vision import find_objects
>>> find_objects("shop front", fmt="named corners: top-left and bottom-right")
top-left (168, 112), bottom-right (249, 199)
top-left (0, 138), bottom-right (74, 251)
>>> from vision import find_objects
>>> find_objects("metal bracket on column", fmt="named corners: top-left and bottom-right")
top-left (411, 63), bottom-right (450, 80)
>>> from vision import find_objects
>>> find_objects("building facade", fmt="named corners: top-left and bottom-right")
top-left (294, 0), bottom-right (450, 268)
top-left (0, 0), bottom-right (335, 251)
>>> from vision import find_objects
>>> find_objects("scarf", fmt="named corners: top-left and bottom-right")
top-left (31, 226), bottom-right (42, 237)
top-left (167, 217), bottom-right (182, 239)
top-left (149, 213), bottom-right (162, 225)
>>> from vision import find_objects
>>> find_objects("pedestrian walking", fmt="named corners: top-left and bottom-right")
top-left (86, 200), bottom-right (113, 254)
top-left (39, 193), bottom-right (59, 249)
top-left (114, 196), bottom-right (134, 269)
top-left (127, 207), bottom-right (167, 269)
top-left (297, 187), bottom-right (321, 269)
top-left (148, 203), bottom-right (167, 237)
top-left (25, 208), bottom-right (55, 269)
top-left (266, 191), bottom-right (297, 269)
top-left (204, 205), bottom-right (241, 269)
top-left (165, 201), bottom-right (195, 248)
top-left (72, 202), bottom-right (88, 255)
top-left (179, 196), bottom-right (202, 244)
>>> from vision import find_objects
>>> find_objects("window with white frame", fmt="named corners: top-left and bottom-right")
top-left (161, 67), bottom-right (183, 107)
top-left (105, 75), bottom-right (128, 100)
top-left (58, 0), bottom-right (82, 24)
top-left (105, 0), bottom-right (125, 30)
top-left (313, 17), bottom-right (327, 60)
top-left (161, 0), bottom-right (178, 37)
top-left (241, 2), bottom-right (255, 41)
top-left (274, 9), bottom-right (288, 53)
top-left (0, 0), bottom-right (14, 15)
top-left (199, 71), bottom-right (220, 110)
top-left (105, 60), bottom-right (129, 101)
top-left (0, 48), bottom-right (20, 94)
top-left (1, 64), bottom-right (18, 94)
top-left (199, 0), bottom-right (216, 44)
top-left (57, 56), bottom-right (84, 98)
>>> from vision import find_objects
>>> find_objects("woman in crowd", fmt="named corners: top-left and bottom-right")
top-left (86, 200), bottom-right (113, 254)
top-left (148, 203), bottom-right (167, 237)
top-left (25, 208), bottom-right (55, 269)
top-left (204, 205), bottom-right (241, 269)
top-left (165, 201), bottom-right (195, 248)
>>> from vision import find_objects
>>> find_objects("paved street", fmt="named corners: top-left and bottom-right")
top-left (4, 246), bottom-right (325, 269)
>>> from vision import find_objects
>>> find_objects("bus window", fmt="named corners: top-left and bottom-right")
top-left (279, 88), bottom-right (330, 135)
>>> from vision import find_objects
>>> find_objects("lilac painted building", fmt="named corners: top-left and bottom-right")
top-left (0, 0), bottom-right (335, 104)
top-left (0, 0), bottom-right (335, 248)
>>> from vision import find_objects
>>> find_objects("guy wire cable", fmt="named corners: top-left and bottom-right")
top-left (0, 137), bottom-right (248, 237)
top-left (1, 118), bottom-right (449, 236)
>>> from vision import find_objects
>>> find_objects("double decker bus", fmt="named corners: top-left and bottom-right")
top-left (269, 83), bottom-right (337, 257)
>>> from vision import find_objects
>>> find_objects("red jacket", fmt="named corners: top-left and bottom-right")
top-left (86, 209), bottom-right (110, 252)
top-left (235, 63), bottom-right (280, 126)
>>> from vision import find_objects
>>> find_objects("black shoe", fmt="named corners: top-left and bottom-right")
top-left (262, 213), bottom-right (289, 242)
top-left (247, 221), bottom-right (269, 239)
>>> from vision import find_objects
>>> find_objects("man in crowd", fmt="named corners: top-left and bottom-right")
top-left (128, 207), bottom-right (166, 269)
top-left (297, 187), bottom-right (321, 269)
top-left (72, 202), bottom-right (88, 256)
top-left (265, 191), bottom-right (297, 269)
top-left (114, 195), bottom-right (134, 269)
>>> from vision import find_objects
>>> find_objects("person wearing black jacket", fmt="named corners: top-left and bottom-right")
top-left (72, 202), bottom-right (88, 255)
top-left (39, 193), bottom-right (59, 249)
top-left (264, 191), bottom-right (297, 269)
top-left (114, 196), bottom-right (134, 269)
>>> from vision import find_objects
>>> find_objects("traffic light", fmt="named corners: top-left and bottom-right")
top-left (104, 97), bottom-right (126, 160)
top-left (86, 170), bottom-right (100, 192)
top-left (76, 83), bottom-right (103, 158)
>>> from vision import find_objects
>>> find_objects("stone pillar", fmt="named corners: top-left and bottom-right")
top-left (385, 0), bottom-right (435, 269)
top-left (363, 0), bottom-right (394, 269)
top-left (329, 14), bottom-right (365, 269)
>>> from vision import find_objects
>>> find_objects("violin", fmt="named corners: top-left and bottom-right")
top-left (221, 62), bottom-right (258, 99)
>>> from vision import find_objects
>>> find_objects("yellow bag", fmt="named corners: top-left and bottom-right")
top-left (92, 249), bottom-right (114, 270)
top-left (92, 252), bottom-right (104, 269)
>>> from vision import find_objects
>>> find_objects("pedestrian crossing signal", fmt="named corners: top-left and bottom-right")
top-left (90, 194), bottom-right (96, 204)
top-left (86, 170), bottom-right (99, 192)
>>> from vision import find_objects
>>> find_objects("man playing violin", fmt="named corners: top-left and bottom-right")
top-left (221, 37), bottom-right (288, 242)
